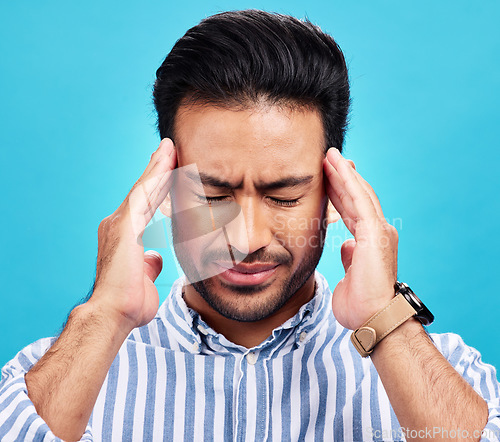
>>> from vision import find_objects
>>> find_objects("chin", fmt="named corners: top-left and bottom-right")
top-left (189, 268), bottom-right (301, 322)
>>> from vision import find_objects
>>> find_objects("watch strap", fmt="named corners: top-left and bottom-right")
top-left (350, 293), bottom-right (417, 357)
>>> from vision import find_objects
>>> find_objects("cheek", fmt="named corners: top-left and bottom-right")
top-left (271, 202), bottom-right (327, 251)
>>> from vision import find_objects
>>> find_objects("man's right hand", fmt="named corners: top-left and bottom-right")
top-left (89, 137), bottom-right (177, 333)
top-left (24, 138), bottom-right (177, 441)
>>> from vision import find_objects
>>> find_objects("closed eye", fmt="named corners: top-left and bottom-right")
top-left (268, 197), bottom-right (300, 207)
top-left (194, 194), bottom-right (231, 204)
top-left (194, 194), bottom-right (300, 207)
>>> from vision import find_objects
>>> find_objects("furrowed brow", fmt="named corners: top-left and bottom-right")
top-left (184, 170), bottom-right (313, 191)
top-left (257, 175), bottom-right (314, 191)
top-left (185, 170), bottom-right (239, 189)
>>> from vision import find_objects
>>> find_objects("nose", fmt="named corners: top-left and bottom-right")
top-left (224, 196), bottom-right (273, 257)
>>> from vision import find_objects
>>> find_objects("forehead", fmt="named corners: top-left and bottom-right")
top-left (173, 103), bottom-right (325, 181)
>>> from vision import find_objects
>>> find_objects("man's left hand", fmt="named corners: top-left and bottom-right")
top-left (323, 148), bottom-right (399, 330)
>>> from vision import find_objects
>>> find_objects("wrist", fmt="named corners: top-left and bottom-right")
top-left (371, 317), bottom-right (425, 356)
top-left (79, 296), bottom-right (136, 341)
top-left (350, 281), bottom-right (434, 358)
top-left (356, 290), bottom-right (397, 328)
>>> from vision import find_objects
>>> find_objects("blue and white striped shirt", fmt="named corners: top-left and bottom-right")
top-left (1, 271), bottom-right (500, 441)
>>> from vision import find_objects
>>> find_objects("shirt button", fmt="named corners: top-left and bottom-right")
top-left (299, 331), bottom-right (308, 342)
top-left (192, 342), bottom-right (200, 353)
top-left (246, 352), bottom-right (257, 365)
top-left (197, 325), bottom-right (208, 335)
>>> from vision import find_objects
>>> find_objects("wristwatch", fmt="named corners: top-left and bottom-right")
top-left (350, 281), bottom-right (434, 357)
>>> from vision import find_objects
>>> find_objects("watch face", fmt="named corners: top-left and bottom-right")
top-left (409, 292), bottom-right (423, 310)
top-left (397, 282), bottom-right (435, 326)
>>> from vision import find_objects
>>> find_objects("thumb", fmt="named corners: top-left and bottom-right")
top-left (144, 250), bottom-right (163, 282)
top-left (340, 239), bottom-right (356, 272)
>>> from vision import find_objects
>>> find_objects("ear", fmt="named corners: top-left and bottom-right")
top-left (326, 199), bottom-right (341, 225)
top-left (159, 193), bottom-right (172, 218)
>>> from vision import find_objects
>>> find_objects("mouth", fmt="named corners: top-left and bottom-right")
top-left (214, 261), bottom-right (280, 286)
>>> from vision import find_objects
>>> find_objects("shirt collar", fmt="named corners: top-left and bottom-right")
top-left (156, 270), bottom-right (334, 355)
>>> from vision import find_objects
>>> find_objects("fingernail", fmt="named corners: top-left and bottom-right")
top-left (158, 139), bottom-right (168, 150)
top-left (145, 250), bottom-right (163, 261)
top-left (327, 147), bottom-right (341, 163)
top-left (159, 138), bottom-right (174, 157)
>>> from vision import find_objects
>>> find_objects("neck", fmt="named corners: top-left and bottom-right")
top-left (183, 275), bottom-right (317, 348)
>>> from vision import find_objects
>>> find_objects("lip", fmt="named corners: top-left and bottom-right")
top-left (215, 262), bottom-right (279, 286)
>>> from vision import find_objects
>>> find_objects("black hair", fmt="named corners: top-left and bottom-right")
top-left (153, 9), bottom-right (350, 153)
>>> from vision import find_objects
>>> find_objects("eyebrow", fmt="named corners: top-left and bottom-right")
top-left (185, 170), bottom-right (314, 191)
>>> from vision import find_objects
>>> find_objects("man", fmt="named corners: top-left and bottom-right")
top-left (1, 9), bottom-right (499, 441)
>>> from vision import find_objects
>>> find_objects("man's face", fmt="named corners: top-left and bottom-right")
top-left (170, 102), bottom-right (331, 322)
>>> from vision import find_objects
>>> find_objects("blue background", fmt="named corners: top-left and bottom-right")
top-left (1, 0), bottom-right (499, 375)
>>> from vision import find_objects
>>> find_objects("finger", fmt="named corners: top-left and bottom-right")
top-left (326, 148), bottom-right (379, 222)
top-left (344, 159), bottom-right (385, 221)
top-left (140, 138), bottom-right (175, 180)
top-left (342, 158), bottom-right (388, 224)
top-left (131, 145), bottom-right (177, 221)
top-left (143, 149), bottom-right (178, 220)
top-left (130, 138), bottom-right (175, 207)
top-left (323, 159), bottom-right (357, 235)
top-left (144, 250), bottom-right (163, 282)
top-left (340, 238), bottom-right (356, 272)
top-left (140, 140), bottom-right (176, 187)
top-left (349, 166), bottom-right (386, 221)
top-left (323, 157), bottom-right (357, 217)
top-left (324, 153), bottom-right (366, 233)
top-left (126, 145), bottom-right (177, 240)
